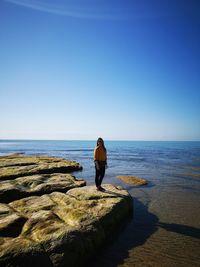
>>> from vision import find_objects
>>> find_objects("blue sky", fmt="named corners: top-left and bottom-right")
top-left (0, 0), bottom-right (200, 140)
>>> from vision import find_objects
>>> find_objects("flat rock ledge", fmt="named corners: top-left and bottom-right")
top-left (0, 184), bottom-right (133, 267)
top-left (117, 175), bottom-right (148, 185)
top-left (0, 155), bottom-right (133, 267)
top-left (0, 154), bottom-right (82, 180)
top-left (0, 154), bottom-right (85, 203)
top-left (0, 173), bottom-right (86, 203)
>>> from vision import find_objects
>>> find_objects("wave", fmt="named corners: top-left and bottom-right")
top-left (110, 156), bottom-right (146, 162)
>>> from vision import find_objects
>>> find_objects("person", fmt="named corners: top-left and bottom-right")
top-left (94, 137), bottom-right (107, 191)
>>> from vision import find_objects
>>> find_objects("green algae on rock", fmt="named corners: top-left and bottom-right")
top-left (0, 155), bottom-right (133, 267)
top-left (0, 154), bottom-right (82, 180)
top-left (0, 173), bottom-right (86, 203)
top-left (117, 175), bottom-right (147, 185)
top-left (0, 184), bottom-right (133, 267)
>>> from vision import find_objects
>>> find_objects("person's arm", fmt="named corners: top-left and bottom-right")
top-left (94, 147), bottom-right (100, 170)
top-left (95, 160), bottom-right (100, 170)
top-left (105, 152), bottom-right (108, 168)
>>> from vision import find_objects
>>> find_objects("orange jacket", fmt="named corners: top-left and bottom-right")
top-left (94, 146), bottom-right (107, 161)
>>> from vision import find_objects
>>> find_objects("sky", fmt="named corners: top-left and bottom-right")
top-left (0, 0), bottom-right (200, 141)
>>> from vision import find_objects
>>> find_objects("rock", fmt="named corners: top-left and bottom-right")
top-left (0, 154), bottom-right (82, 180)
top-left (0, 203), bottom-right (27, 237)
top-left (0, 185), bottom-right (133, 267)
top-left (0, 173), bottom-right (86, 203)
top-left (0, 155), bottom-right (133, 266)
top-left (117, 175), bottom-right (147, 185)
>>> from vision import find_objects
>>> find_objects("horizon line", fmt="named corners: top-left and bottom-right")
top-left (0, 138), bottom-right (199, 142)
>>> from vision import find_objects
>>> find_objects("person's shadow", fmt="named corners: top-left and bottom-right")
top-left (86, 197), bottom-right (200, 267)
top-left (158, 222), bottom-right (200, 239)
top-left (86, 198), bottom-right (158, 267)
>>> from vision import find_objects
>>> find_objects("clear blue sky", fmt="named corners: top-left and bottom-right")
top-left (0, 0), bottom-right (200, 140)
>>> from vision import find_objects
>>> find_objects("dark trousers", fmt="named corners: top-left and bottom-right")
top-left (95, 165), bottom-right (105, 187)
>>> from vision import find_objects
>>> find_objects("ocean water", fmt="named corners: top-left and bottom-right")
top-left (0, 140), bottom-right (200, 266)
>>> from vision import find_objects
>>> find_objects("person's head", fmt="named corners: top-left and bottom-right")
top-left (96, 137), bottom-right (106, 150)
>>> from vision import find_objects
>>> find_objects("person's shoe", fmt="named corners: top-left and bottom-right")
top-left (96, 186), bottom-right (105, 192)
top-left (99, 186), bottom-right (105, 192)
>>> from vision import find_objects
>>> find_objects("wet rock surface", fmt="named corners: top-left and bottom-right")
top-left (117, 175), bottom-right (147, 185)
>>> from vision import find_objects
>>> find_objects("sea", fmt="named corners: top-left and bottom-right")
top-left (0, 140), bottom-right (200, 267)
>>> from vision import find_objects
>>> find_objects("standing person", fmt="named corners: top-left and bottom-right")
top-left (94, 137), bottom-right (107, 191)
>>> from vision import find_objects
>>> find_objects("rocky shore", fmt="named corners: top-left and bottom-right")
top-left (0, 154), bottom-right (133, 267)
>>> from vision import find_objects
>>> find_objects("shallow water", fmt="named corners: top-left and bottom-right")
top-left (0, 140), bottom-right (200, 266)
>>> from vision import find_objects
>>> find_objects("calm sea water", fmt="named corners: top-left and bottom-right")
top-left (0, 140), bottom-right (200, 266)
